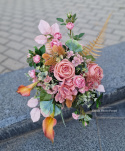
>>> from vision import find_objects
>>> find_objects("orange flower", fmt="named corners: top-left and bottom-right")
top-left (16, 82), bottom-right (37, 96)
top-left (66, 95), bottom-right (76, 108)
top-left (42, 117), bottom-right (57, 143)
top-left (42, 45), bottom-right (66, 66)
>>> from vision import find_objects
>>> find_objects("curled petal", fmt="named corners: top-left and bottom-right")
top-left (30, 108), bottom-right (40, 122)
top-left (35, 35), bottom-right (47, 45)
top-left (96, 84), bottom-right (105, 92)
top-left (27, 97), bottom-right (38, 108)
top-left (38, 20), bottom-right (51, 35)
top-left (51, 23), bottom-right (60, 36)
top-left (42, 117), bottom-right (57, 143)
top-left (66, 95), bottom-right (76, 108)
top-left (17, 82), bottom-right (37, 96)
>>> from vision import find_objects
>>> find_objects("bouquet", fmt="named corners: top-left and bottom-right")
top-left (17, 12), bottom-right (110, 143)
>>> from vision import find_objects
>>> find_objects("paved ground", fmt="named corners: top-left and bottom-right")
top-left (0, 0), bottom-right (125, 74)
top-left (0, 100), bottom-right (125, 151)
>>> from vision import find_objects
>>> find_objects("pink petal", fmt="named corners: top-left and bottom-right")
top-left (96, 85), bottom-right (105, 92)
top-left (38, 20), bottom-right (51, 35)
top-left (51, 23), bottom-right (60, 36)
top-left (27, 97), bottom-right (38, 108)
top-left (35, 35), bottom-right (47, 45)
top-left (41, 110), bottom-right (50, 117)
top-left (30, 108), bottom-right (40, 122)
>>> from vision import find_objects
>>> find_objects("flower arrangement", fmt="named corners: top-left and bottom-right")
top-left (17, 12), bottom-right (110, 143)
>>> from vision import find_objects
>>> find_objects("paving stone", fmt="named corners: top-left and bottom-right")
top-left (0, 45), bottom-right (8, 53)
top-left (1, 58), bottom-right (24, 70)
top-left (0, 37), bottom-right (9, 44)
top-left (6, 41), bottom-right (24, 50)
top-left (0, 65), bottom-right (5, 73)
top-left (4, 49), bottom-right (24, 59)
top-left (8, 35), bottom-right (24, 42)
top-left (9, 28), bottom-right (24, 35)
top-left (0, 54), bottom-right (7, 62)
top-left (0, 31), bottom-right (10, 38)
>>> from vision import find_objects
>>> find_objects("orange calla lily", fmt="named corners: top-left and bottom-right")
top-left (66, 95), bottom-right (76, 108)
top-left (42, 117), bottom-right (57, 143)
top-left (16, 82), bottom-right (37, 96)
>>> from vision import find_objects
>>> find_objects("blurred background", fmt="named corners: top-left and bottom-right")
top-left (0, 0), bottom-right (125, 74)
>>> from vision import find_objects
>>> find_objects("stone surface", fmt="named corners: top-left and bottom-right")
top-left (0, 0), bottom-right (125, 73)
top-left (97, 119), bottom-right (125, 151)
top-left (0, 120), bottom-right (100, 151)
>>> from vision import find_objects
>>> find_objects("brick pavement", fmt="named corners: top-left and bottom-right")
top-left (0, 0), bottom-right (125, 74)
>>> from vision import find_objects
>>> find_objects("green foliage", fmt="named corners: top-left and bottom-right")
top-left (60, 23), bottom-right (66, 25)
top-left (34, 45), bottom-right (45, 56)
top-left (40, 99), bottom-right (61, 116)
top-left (40, 87), bottom-right (52, 101)
top-left (65, 39), bottom-right (83, 52)
top-left (73, 33), bottom-right (85, 40)
top-left (85, 55), bottom-right (96, 61)
top-left (56, 18), bottom-right (64, 22)
top-left (96, 93), bottom-right (103, 108)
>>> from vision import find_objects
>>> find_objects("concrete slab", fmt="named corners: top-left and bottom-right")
top-left (0, 119), bottom-right (100, 151)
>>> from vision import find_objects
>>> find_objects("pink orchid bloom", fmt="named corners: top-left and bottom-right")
top-left (35, 20), bottom-right (60, 45)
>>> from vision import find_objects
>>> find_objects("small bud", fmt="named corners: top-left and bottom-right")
top-left (67, 13), bottom-right (72, 18)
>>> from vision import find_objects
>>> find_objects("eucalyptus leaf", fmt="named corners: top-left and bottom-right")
top-left (79, 33), bottom-right (85, 38)
top-left (65, 39), bottom-right (83, 52)
top-left (40, 100), bottom-right (61, 116)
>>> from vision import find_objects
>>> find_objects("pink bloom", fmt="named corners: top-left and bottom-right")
top-left (72, 56), bottom-right (81, 67)
top-left (27, 97), bottom-right (38, 108)
top-left (28, 69), bottom-right (36, 79)
top-left (87, 63), bottom-right (103, 80)
top-left (47, 85), bottom-right (58, 94)
top-left (30, 108), bottom-right (40, 122)
top-left (96, 85), bottom-right (105, 92)
top-left (72, 113), bottom-right (80, 120)
top-left (35, 20), bottom-right (60, 45)
top-left (44, 75), bottom-right (52, 83)
top-left (67, 51), bottom-right (74, 59)
top-left (27, 53), bottom-right (31, 58)
top-left (33, 55), bottom-right (41, 64)
top-left (35, 35), bottom-right (47, 45)
top-left (73, 75), bottom-right (85, 89)
top-left (54, 32), bottom-right (62, 40)
top-left (66, 22), bottom-right (74, 30)
top-left (55, 92), bottom-right (65, 103)
top-left (32, 77), bottom-right (38, 83)
top-left (76, 53), bottom-right (84, 62)
top-left (45, 43), bottom-right (53, 54)
top-left (54, 59), bottom-right (75, 81)
top-left (50, 39), bottom-right (62, 48)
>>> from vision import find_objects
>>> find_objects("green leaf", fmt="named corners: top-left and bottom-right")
top-left (84, 114), bottom-right (92, 121)
top-left (29, 50), bottom-right (34, 55)
top-left (79, 33), bottom-right (85, 38)
top-left (72, 13), bottom-right (76, 20)
top-left (39, 45), bottom-right (45, 55)
top-left (85, 55), bottom-right (96, 61)
top-left (56, 18), bottom-right (64, 22)
top-left (65, 39), bottom-right (83, 52)
top-left (34, 46), bottom-right (39, 55)
top-left (60, 23), bottom-right (66, 25)
top-left (40, 100), bottom-right (61, 116)
top-left (40, 88), bottom-right (52, 101)
top-left (96, 93), bottom-right (103, 108)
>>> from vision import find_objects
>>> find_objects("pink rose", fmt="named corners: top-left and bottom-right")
top-left (87, 63), bottom-right (103, 81)
top-left (28, 69), bottom-right (36, 79)
top-left (66, 22), bottom-right (74, 30)
top-left (47, 85), bottom-right (58, 94)
top-left (72, 113), bottom-right (79, 120)
top-left (50, 39), bottom-right (62, 48)
top-left (33, 55), bottom-right (41, 64)
top-left (55, 92), bottom-right (65, 103)
top-left (73, 75), bottom-right (85, 89)
top-left (54, 32), bottom-right (62, 40)
top-left (54, 59), bottom-right (75, 81)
